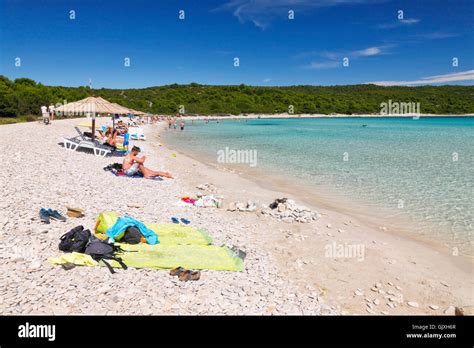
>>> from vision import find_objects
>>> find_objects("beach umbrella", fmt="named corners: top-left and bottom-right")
top-left (110, 103), bottom-right (146, 116)
top-left (56, 96), bottom-right (137, 141)
top-left (56, 96), bottom-right (132, 115)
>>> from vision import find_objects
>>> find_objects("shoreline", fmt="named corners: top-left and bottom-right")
top-left (1, 113), bottom-right (473, 127)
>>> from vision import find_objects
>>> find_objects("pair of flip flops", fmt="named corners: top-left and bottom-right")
top-left (171, 217), bottom-right (191, 225)
top-left (170, 267), bottom-right (201, 281)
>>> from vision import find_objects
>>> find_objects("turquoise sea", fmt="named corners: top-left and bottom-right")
top-left (163, 117), bottom-right (473, 255)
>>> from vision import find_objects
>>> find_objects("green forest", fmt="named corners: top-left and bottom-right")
top-left (1, 75), bottom-right (473, 119)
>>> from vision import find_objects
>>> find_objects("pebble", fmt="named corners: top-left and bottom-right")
top-left (429, 305), bottom-right (439, 310)
top-left (407, 301), bottom-right (419, 308)
top-left (444, 306), bottom-right (455, 315)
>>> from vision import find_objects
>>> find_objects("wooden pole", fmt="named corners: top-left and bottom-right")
top-left (92, 115), bottom-right (96, 142)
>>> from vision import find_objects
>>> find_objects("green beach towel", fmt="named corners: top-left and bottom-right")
top-left (146, 223), bottom-right (213, 245)
top-left (106, 243), bottom-right (244, 271)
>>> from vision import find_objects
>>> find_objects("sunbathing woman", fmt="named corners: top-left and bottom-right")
top-left (122, 146), bottom-right (173, 179)
top-left (103, 127), bottom-right (124, 147)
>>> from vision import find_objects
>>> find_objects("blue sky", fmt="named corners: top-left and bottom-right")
top-left (0, 0), bottom-right (473, 88)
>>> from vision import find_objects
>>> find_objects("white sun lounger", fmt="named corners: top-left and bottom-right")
top-left (61, 127), bottom-right (112, 157)
top-left (129, 126), bottom-right (146, 141)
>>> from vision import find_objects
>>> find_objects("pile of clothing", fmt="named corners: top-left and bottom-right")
top-left (177, 195), bottom-right (223, 208)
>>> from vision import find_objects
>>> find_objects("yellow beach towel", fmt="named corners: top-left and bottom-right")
top-left (146, 223), bottom-right (213, 245)
top-left (111, 243), bottom-right (244, 271)
top-left (48, 252), bottom-right (98, 267)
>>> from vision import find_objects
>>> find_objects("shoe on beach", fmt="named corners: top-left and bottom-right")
top-left (190, 270), bottom-right (201, 281)
top-left (178, 269), bottom-right (201, 281)
top-left (171, 217), bottom-right (180, 224)
top-left (178, 269), bottom-right (191, 281)
top-left (170, 266), bottom-right (184, 276)
top-left (180, 218), bottom-right (191, 225)
top-left (39, 208), bottom-right (50, 224)
top-left (47, 209), bottom-right (67, 222)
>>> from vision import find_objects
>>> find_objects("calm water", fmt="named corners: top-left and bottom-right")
top-left (163, 117), bottom-right (474, 254)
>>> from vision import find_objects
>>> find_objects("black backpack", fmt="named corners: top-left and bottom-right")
top-left (122, 226), bottom-right (142, 244)
top-left (84, 236), bottom-right (128, 274)
top-left (103, 163), bottom-right (123, 172)
top-left (59, 226), bottom-right (91, 253)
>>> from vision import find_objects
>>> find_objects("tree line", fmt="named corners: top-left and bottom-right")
top-left (1, 75), bottom-right (473, 118)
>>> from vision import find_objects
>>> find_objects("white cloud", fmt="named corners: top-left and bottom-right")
top-left (414, 31), bottom-right (461, 40)
top-left (306, 61), bottom-right (341, 69)
top-left (378, 18), bottom-right (420, 29)
top-left (400, 18), bottom-right (419, 25)
top-left (353, 46), bottom-right (382, 57)
top-left (367, 70), bottom-right (474, 86)
top-left (213, 0), bottom-right (380, 29)
top-left (305, 45), bottom-right (393, 69)
top-left (262, 78), bottom-right (272, 82)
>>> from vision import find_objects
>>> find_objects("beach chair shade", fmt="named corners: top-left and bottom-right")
top-left (56, 96), bottom-right (145, 116)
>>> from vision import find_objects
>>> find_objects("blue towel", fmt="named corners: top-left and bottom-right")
top-left (106, 216), bottom-right (159, 245)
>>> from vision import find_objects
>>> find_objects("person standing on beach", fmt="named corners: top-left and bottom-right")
top-left (122, 146), bottom-right (173, 179)
top-left (48, 104), bottom-right (55, 121)
top-left (180, 121), bottom-right (185, 131)
top-left (41, 105), bottom-right (49, 124)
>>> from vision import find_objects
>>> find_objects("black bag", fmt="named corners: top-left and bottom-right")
top-left (122, 226), bottom-right (142, 244)
top-left (84, 237), bottom-right (127, 274)
top-left (59, 226), bottom-right (91, 253)
top-left (103, 163), bottom-right (122, 172)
